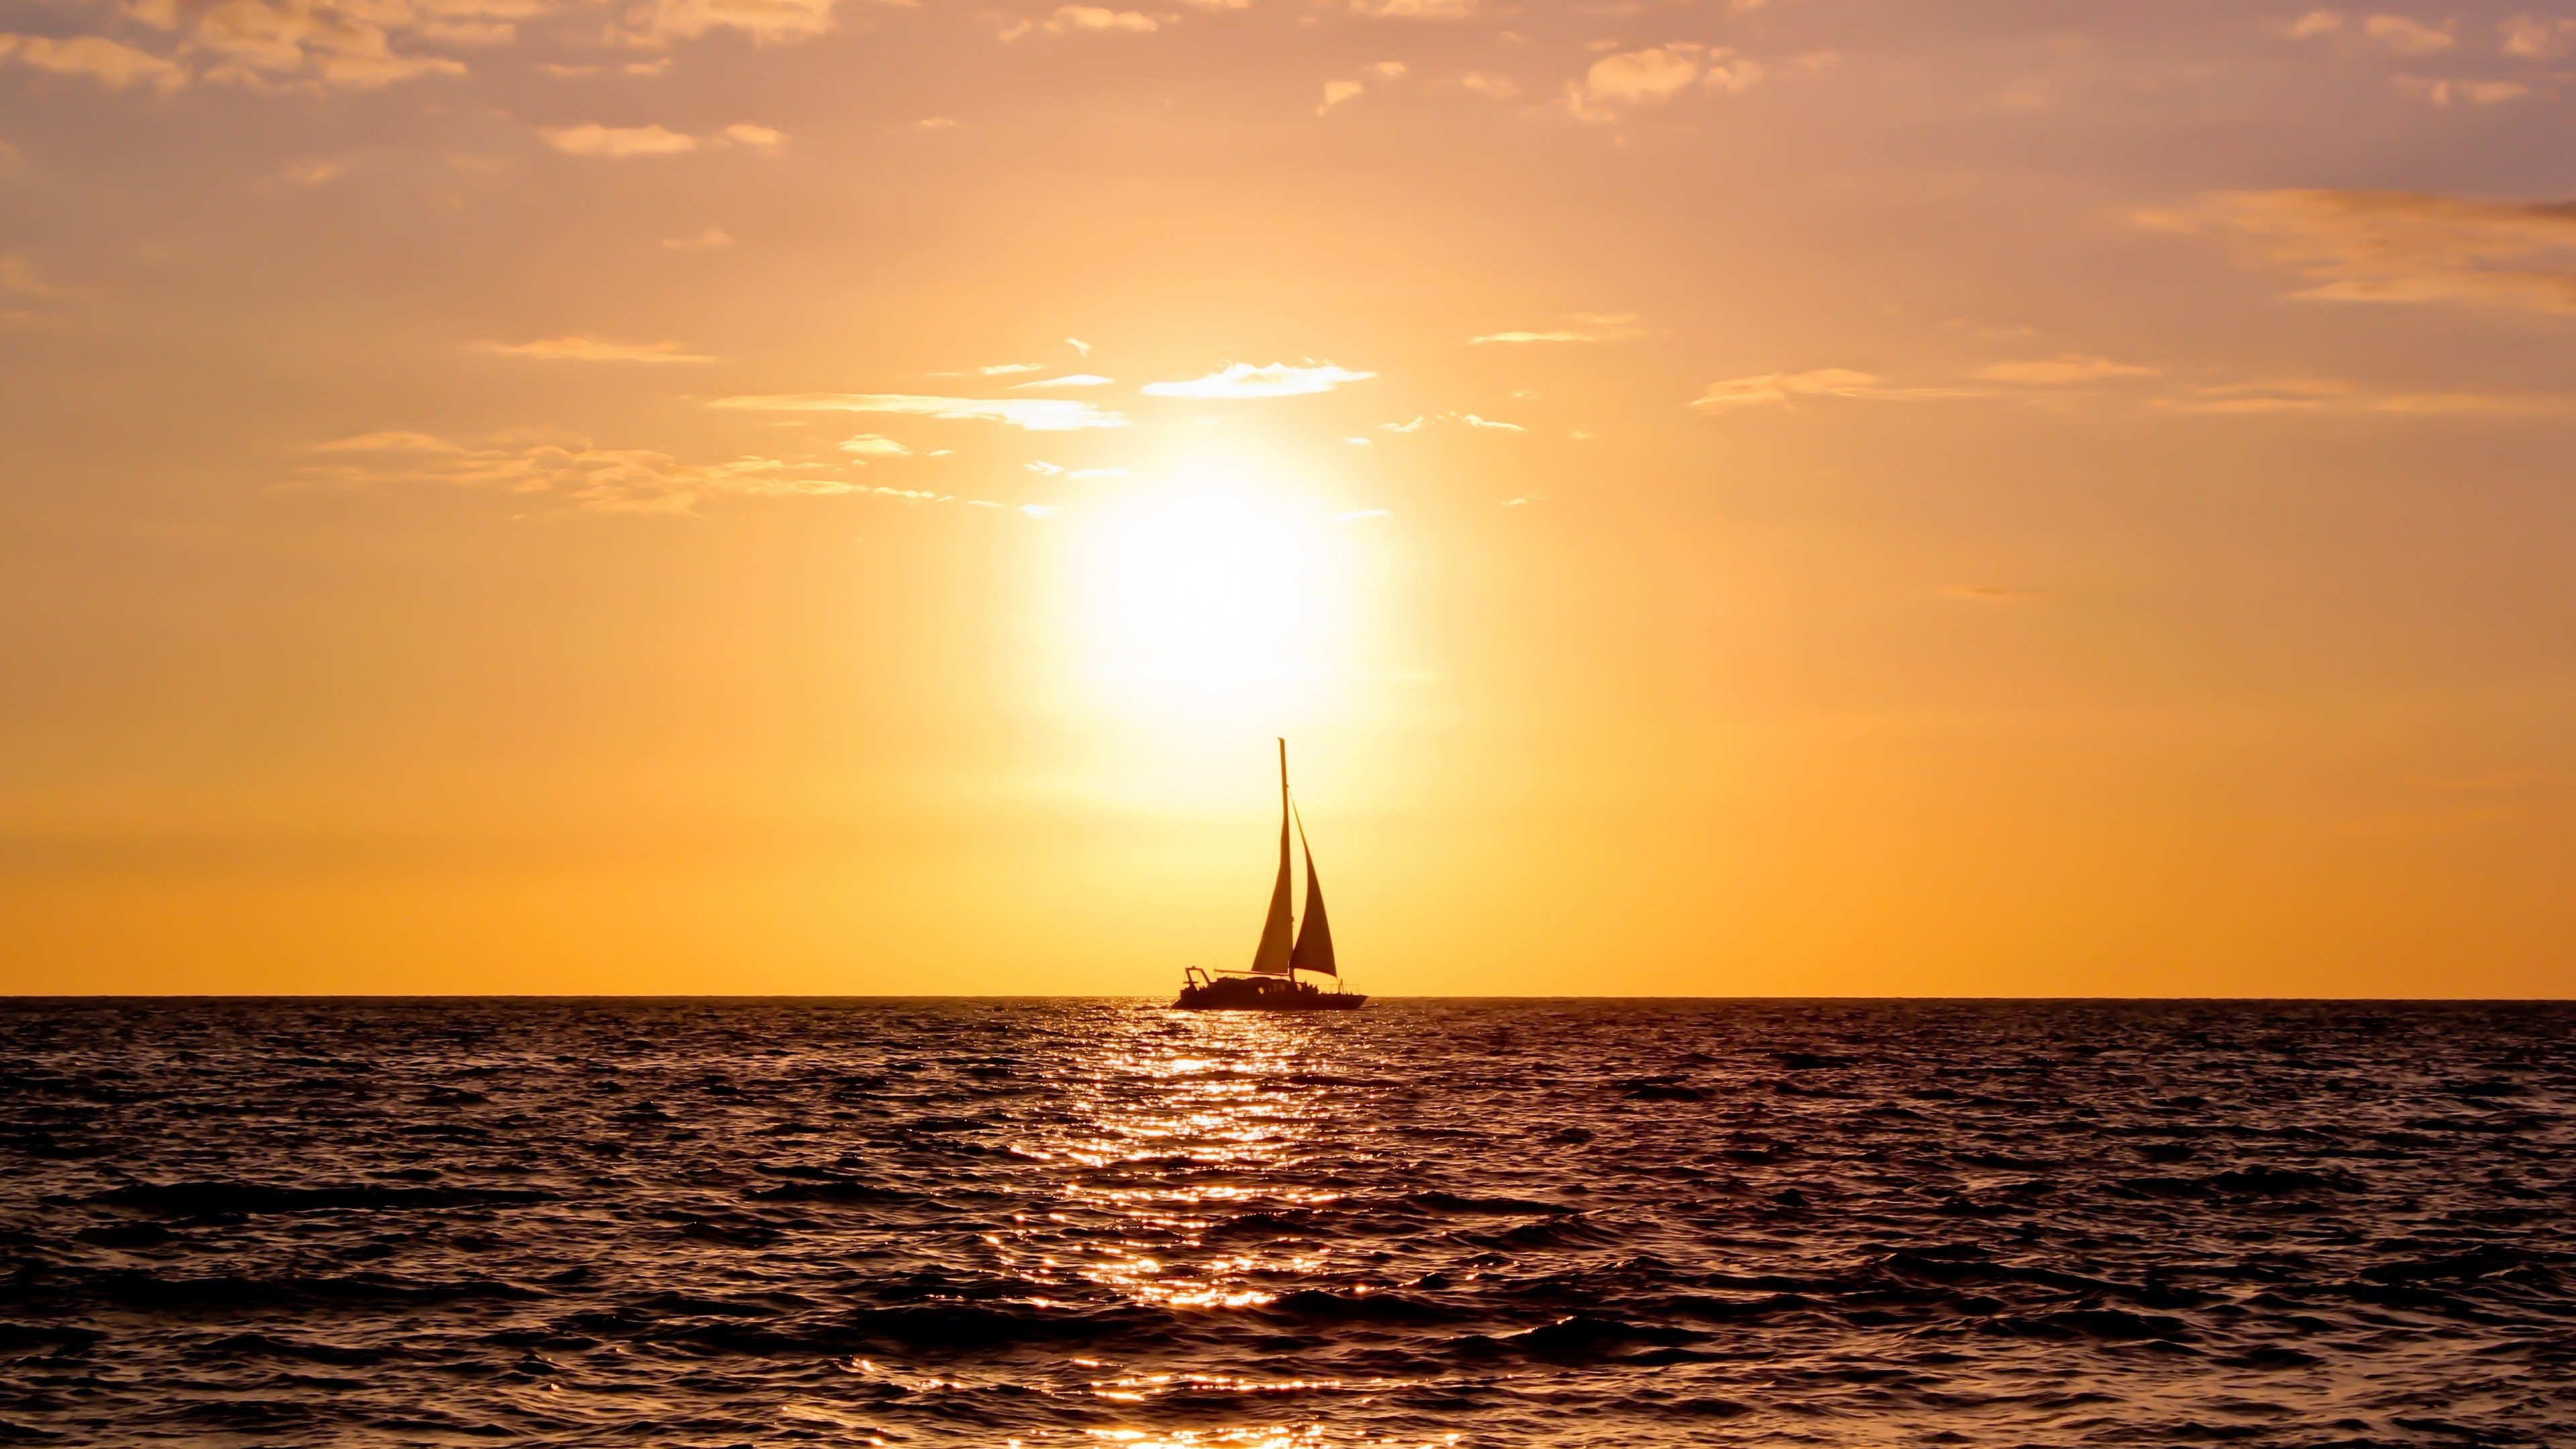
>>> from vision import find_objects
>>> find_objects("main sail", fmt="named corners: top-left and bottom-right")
top-left (1291, 809), bottom-right (1335, 977)
top-left (1248, 741), bottom-right (1295, 975)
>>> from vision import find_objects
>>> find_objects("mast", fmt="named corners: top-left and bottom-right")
top-left (1248, 738), bottom-right (1295, 975)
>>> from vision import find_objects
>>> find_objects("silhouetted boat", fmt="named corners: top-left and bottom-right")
top-left (1176, 741), bottom-right (1366, 1012)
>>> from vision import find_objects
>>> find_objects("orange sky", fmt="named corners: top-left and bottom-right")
top-left (4, 1), bottom-right (2575, 996)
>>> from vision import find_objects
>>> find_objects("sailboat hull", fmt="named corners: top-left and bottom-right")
top-left (1174, 977), bottom-right (1367, 1012)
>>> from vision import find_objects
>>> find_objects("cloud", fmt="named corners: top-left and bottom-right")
top-left (2394, 75), bottom-right (2528, 105)
top-left (1689, 368), bottom-right (1921, 411)
top-left (0, 34), bottom-right (187, 90)
top-left (1703, 55), bottom-right (1764, 93)
top-left (1686, 369), bottom-right (2000, 411)
top-left (476, 335), bottom-right (716, 362)
top-left (979, 362), bottom-right (1046, 374)
top-left (1011, 373), bottom-right (1115, 388)
top-left (1321, 60), bottom-right (1405, 112)
top-left (186, 0), bottom-right (480, 89)
top-left (1458, 70), bottom-right (1517, 100)
top-left (2155, 377), bottom-right (2573, 416)
top-left (1379, 410), bottom-right (1524, 432)
top-left (1141, 362), bottom-right (1376, 398)
top-left (0, 254), bottom-right (58, 298)
top-left (305, 431), bottom-right (867, 514)
top-left (313, 430), bottom-right (462, 453)
top-left (2288, 9), bottom-right (2343, 38)
top-left (541, 122), bottom-right (783, 157)
top-left (17, 0), bottom-right (560, 93)
top-left (1585, 45), bottom-right (1699, 103)
top-left (1067, 337), bottom-right (1092, 355)
top-left (710, 392), bottom-right (1129, 430)
top-left (2500, 14), bottom-right (2576, 58)
top-left (1350, 0), bottom-right (1476, 17)
top-left (1045, 6), bottom-right (1157, 32)
top-left (628, 0), bottom-right (838, 45)
top-left (2180, 189), bottom-right (2576, 315)
top-left (2363, 13), bottom-right (2453, 54)
top-left (839, 433), bottom-right (910, 455)
top-left (1974, 354), bottom-right (2159, 384)
top-left (1472, 315), bottom-right (1639, 343)
top-left (543, 124), bottom-right (700, 157)
top-left (662, 227), bottom-right (735, 249)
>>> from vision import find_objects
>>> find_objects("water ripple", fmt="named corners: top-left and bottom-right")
top-left (1, 998), bottom-right (2571, 1446)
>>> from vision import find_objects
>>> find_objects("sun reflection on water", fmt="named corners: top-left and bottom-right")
top-left (993, 1010), bottom-right (1445, 1446)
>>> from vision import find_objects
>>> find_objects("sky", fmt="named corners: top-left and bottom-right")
top-left (4, 0), bottom-right (2575, 996)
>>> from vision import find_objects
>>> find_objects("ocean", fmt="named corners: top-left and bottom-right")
top-left (1, 998), bottom-right (2569, 1446)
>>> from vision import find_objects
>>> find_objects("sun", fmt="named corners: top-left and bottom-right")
top-left (1056, 454), bottom-right (1358, 724)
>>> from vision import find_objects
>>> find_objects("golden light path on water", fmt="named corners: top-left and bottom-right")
top-left (998, 1012), bottom-right (1464, 1449)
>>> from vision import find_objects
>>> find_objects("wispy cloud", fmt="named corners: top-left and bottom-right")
top-left (627, 0), bottom-right (839, 46)
top-left (1142, 362), bottom-right (1376, 398)
top-left (980, 362), bottom-right (1046, 374)
top-left (1974, 354), bottom-right (2159, 384)
top-left (1379, 411), bottom-right (1525, 431)
top-left (2501, 14), bottom-right (2576, 58)
top-left (541, 123), bottom-right (782, 158)
top-left (1688, 368), bottom-right (1976, 411)
top-left (1321, 59), bottom-right (1405, 111)
top-left (1569, 44), bottom-right (1762, 117)
top-left (710, 392), bottom-right (1129, 430)
top-left (2167, 189), bottom-right (2576, 315)
top-left (0, 34), bottom-right (187, 90)
top-left (476, 335), bottom-right (716, 363)
top-left (306, 431), bottom-right (863, 514)
top-left (1471, 313), bottom-right (1640, 344)
top-left (1011, 374), bottom-right (1115, 388)
top-left (1350, 0), bottom-right (1477, 18)
top-left (2363, 13), bottom-right (2454, 54)
top-left (0, 253), bottom-right (58, 298)
top-left (1016, 5), bottom-right (1157, 36)
top-left (156, 0), bottom-right (503, 90)
top-left (306, 429), bottom-right (1055, 515)
top-left (2393, 75), bottom-right (2528, 105)
top-left (840, 433), bottom-right (911, 455)
top-left (2154, 377), bottom-right (2573, 416)
top-left (1585, 46), bottom-right (1699, 103)
top-left (661, 227), bottom-right (735, 250)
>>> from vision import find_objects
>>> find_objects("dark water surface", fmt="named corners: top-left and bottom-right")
top-left (3, 999), bottom-right (2572, 1447)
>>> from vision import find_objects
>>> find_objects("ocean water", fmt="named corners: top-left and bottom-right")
top-left (1, 999), bottom-right (2571, 1448)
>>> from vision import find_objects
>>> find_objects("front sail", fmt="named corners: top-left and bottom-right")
top-left (1249, 747), bottom-right (1295, 975)
top-left (1291, 813), bottom-right (1336, 977)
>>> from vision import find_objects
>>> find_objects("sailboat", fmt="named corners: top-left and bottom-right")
top-left (1175, 741), bottom-right (1367, 1012)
